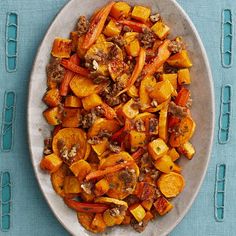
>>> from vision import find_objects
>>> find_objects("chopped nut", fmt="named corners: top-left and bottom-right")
top-left (135, 119), bottom-right (145, 132)
top-left (151, 99), bottom-right (158, 107)
top-left (81, 181), bottom-right (93, 194)
top-left (168, 39), bottom-right (185, 54)
top-left (109, 142), bottom-right (121, 153)
top-left (150, 13), bottom-right (160, 23)
top-left (92, 60), bottom-right (99, 70)
top-left (77, 16), bottom-right (89, 36)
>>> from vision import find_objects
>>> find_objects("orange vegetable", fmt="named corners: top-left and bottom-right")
top-left (103, 19), bottom-right (121, 37)
top-left (82, 2), bottom-right (115, 49)
top-left (43, 107), bottom-right (62, 125)
top-left (85, 160), bottom-right (134, 181)
top-left (131, 5), bottom-right (151, 23)
top-left (178, 68), bottom-right (191, 85)
top-left (40, 153), bottom-right (62, 173)
top-left (69, 160), bottom-right (92, 181)
top-left (110, 2), bottom-right (131, 19)
top-left (62, 108), bottom-right (81, 128)
top-left (168, 148), bottom-right (180, 161)
top-left (82, 94), bottom-right (103, 111)
top-left (177, 141), bottom-right (195, 160)
top-left (70, 31), bottom-right (79, 52)
top-left (64, 95), bottom-right (82, 108)
top-left (94, 178), bottom-right (110, 196)
top-left (101, 102), bottom-right (117, 120)
top-left (169, 116), bottom-right (196, 147)
top-left (143, 211), bottom-right (154, 222)
top-left (116, 47), bottom-right (146, 96)
top-left (158, 104), bottom-right (169, 142)
top-left (64, 176), bottom-right (82, 194)
top-left (51, 37), bottom-right (72, 58)
top-left (157, 172), bottom-right (185, 198)
top-left (43, 88), bottom-right (61, 107)
top-left (60, 54), bottom-right (80, 96)
top-left (118, 19), bottom-right (149, 32)
top-left (90, 213), bottom-right (107, 233)
top-left (151, 21), bottom-right (170, 40)
top-left (141, 199), bottom-right (153, 211)
top-left (131, 148), bottom-right (145, 160)
top-left (148, 138), bottom-right (169, 160)
top-left (60, 59), bottom-right (89, 77)
top-left (154, 196), bottom-right (173, 215)
top-left (143, 39), bottom-right (171, 76)
top-left (175, 87), bottom-right (190, 107)
top-left (129, 204), bottom-right (146, 222)
top-left (64, 199), bottom-right (108, 213)
top-left (167, 50), bottom-right (192, 68)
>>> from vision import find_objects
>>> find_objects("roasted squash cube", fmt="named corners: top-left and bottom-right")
top-left (158, 105), bottom-right (169, 142)
top-left (168, 148), bottom-right (180, 161)
top-left (143, 211), bottom-right (154, 222)
top-left (177, 141), bottom-right (195, 159)
top-left (43, 88), bottom-right (61, 107)
top-left (129, 130), bottom-right (146, 150)
top-left (154, 196), bottom-right (173, 216)
top-left (127, 85), bottom-right (139, 98)
top-left (178, 68), bottom-right (191, 85)
top-left (148, 138), bottom-right (169, 160)
top-left (82, 94), bottom-right (103, 111)
top-left (40, 153), bottom-right (62, 173)
top-left (64, 95), bottom-right (82, 108)
top-left (141, 199), bottom-right (153, 211)
top-left (64, 176), bottom-right (82, 194)
top-left (160, 74), bottom-right (178, 90)
top-left (151, 21), bottom-right (170, 40)
top-left (96, 34), bottom-right (107, 44)
top-left (129, 204), bottom-right (146, 222)
top-left (62, 108), bottom-right (81, 128)
top-left (69, 160), bottom-right (92, 181)
top-left (94, 178), bottom-right (110, 196)
top-left (131, 5), bottom-right (151, 23)
top-left (154, 154), bottom-right (179, 173)
top-left (150, 80), bottom-right (174, 104)
top-left (104, 19), bottom-right (121, 37)
top-left (92, 139), bottom-right (109, 156)
top-left (167, 50), bottom-right (192, 68)
top-left (43, 107), bottom-right (62, 125)
top-left (110, 2), bottom-right (131, 19)
top-left (124, 32), bottom-right (140, 57)
top-left (121, 98), bottom-right (140, 119)
top-left (51, 37), bottom-right (72, 58)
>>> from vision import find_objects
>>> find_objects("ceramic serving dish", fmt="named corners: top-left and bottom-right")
top-left (27, 0), bottom-right (214, 235)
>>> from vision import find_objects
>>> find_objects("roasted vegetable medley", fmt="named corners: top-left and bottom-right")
top-left (40, 1), bottom-right (196, 233)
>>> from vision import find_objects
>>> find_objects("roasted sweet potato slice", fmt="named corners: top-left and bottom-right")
top-left (52, 128), bottom-right (87, 161)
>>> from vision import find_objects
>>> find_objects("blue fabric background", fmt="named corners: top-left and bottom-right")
top-left (0, 0), bottom-right (235, 235)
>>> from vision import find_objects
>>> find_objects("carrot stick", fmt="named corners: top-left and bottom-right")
top-left (101, 102), bottom-right (117, 120)
top-left (142, 39), bottom-right (171, 76)
top-left (60, 59), bottom-right (89, 77)
top-left (64, 199), bottom-right (108, 213)
top-left (117, 19), bottom-right (149, 32)
top-left (60, 54), bottom-right (80, 96)
top-left (85, 161), bottom-right (134, 181)
top-left (82, 2), bottom-right (115, 49)
top-left (116, 48), bottom-right (146, 97)
top-left (175, 87), bottom-right (190, 107)
top-left (131, 148), bottom-right (145, 160)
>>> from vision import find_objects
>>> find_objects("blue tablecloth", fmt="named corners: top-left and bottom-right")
top-left (0, 0), bottom-right (235, 235)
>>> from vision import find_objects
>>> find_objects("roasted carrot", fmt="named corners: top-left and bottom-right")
top-left (82, 2), bottom-right (115, 49)
top-left (85, 161), bottom-right (134, 181)
top-left (64, 199), bottom-right (108, 213)
top-left (116, 48), bottom-right (146, 96)
top-left (60, 54), bottom-right (80, 96)
top-left (131, 148), bottom-right (145, 160)
top-left (175, 87), bottom-right (190, 107)
top-left (143, 39), bottom-right (171, 76)
top-left (101, 102), bottom-right (117, 120)
top-left (168, 116), bottom-right (181, 130)
top-left (60, 59), bottom-right (89, 77)
top-left (117, 19), bottom-right (149, 32)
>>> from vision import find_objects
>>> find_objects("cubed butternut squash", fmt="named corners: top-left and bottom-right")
top-left (167, 50), bottom-right (192, 68)
top-left (64, 95), bottom-right (82, 108)
top-left (92, 139), bottom-right (109, 156)
top-left (158, 104), bottom-right (169, 142)
top-left (129, 204), bottom-right (146, 222)
top-left (96, 34), bottom-right (107, 44)
top-left (143, 211), bottom-right (154, 222)
top-left (110, 2), bottom-right (131, 19)
top-left (148, 138), bottom-right (169, 160)
top-left (94, 178), bottom-right (110, 196)
top-left (177, 141), bottom-right (195, 159)
top-left (69, 160), bottom-right (92, 181)
top-left (149, 80), bottom-right (174, 104)
top-left (141, 199), bottom-right (153, 211)
top-left (64, 176), bottom-right (82, 194)
top-left (121, 98), bottom-right (139, 119)
top-left (139, 75), bottom-right (156, 110)
top-left (151, 21), bottom-right (170, 40)
top-left (177, 68), bottom-right (191, 85)
top-left (154, 196), bottom-right (173, 216)
top-left (124, 32), bottom-right (140, 57)
top-left (62, 108), bottom-right (81, 128)
top-left (40, 153), bottom-right (62, 173)
top-left (43, 107), bottom-right (62, 125)
top-left (127, 85), bottom-right (139, 98)
top-left (129, 130), bottom-right (146, 150)
top-left (43, 88), bottom-right (61, 107)
top-left (160, 74), bottom-right (178, 90)
top-left (51, 37), bottom-right (72, 58)
top-left (103, 19), bottom-right (121, 37)
top-left (131, 5), bottom-right (151, 23)
top-left (154, 155), bottom-right (181, 173)
top-left (168, 148), bottom-right (180, 161)
top-left (82, 94), bottom-right (103, 111)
